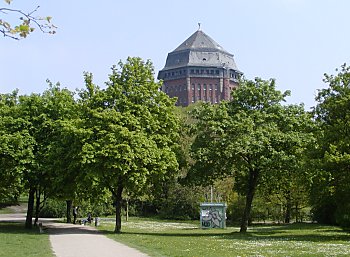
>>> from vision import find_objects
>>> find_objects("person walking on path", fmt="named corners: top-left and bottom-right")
top-left (72, 206), bottom-right (78, 224)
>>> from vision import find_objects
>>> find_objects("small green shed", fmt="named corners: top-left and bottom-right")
top-left (200, 202), bottom-right (227, 229)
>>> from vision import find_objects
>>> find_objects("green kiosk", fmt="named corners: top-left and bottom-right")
top-left (200, 202), bottom-right (227, 229)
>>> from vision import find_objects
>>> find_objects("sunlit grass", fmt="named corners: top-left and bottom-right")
top-left (99, 218), bottom-right (350, 257)
top-left (0, 222), bottom-right (53, 257)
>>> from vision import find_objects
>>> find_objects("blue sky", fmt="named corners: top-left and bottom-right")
top-left (1, 0), bottom-right (349, 109)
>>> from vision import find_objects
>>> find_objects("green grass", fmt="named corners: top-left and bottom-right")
top-left (0, 223), bottom-right (54, 257)
top-left (99, 218), bottom-right (350, 257)
top-left (0, 195), bottom-right (28, 214)
top-left (0, 207), bottom-right (14, 214)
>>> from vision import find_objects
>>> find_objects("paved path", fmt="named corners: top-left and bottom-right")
top-left (0, 213), bottom-right (149, 257)
top-left (47, 222), bottom-right (149, 257)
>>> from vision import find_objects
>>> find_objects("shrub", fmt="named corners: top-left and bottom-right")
top-left (39, 199), bottom-right (66, 218)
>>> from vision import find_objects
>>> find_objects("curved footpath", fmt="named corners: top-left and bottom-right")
top-left (0, 214), bottom-right (148, 257)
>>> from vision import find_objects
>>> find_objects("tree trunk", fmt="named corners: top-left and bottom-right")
top-left (34, 189), bottom-right (41, 226)
top-left (25, 187), bottom-right (36, 229)
top-left (114, 184), bottom-right (124, 233)
top-left (126, 198), bottom-right (129, 222)
top-left (66, 200), bottom-right (72, 223)
top-left (284, 192), bottom-right (292, 224)
top-left (240, 169), bottom-right (259, 233)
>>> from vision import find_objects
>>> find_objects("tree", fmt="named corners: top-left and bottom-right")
top-left (14, 84), bottom-right (76, 228)
top-left (1, 0), bottom-right (56, 40)
top-left (32, 82), bottom-right (84, 224)
top-left (189, 78), bottom-right (314, 232)
top-left (256, 103), bottom-right (315, 223)
top-left (0, 91), bottom-right (34, 203)
top-left (79, 57), bottom-right (180, 233)
top-left (312, 64), bottom-right (350, 227)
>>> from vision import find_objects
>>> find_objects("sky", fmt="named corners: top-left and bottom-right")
top-left (1, 0), bottom-right (349, 110)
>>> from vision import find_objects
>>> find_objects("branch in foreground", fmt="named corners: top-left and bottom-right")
top-left (0, 5), bottom-right (56, 40)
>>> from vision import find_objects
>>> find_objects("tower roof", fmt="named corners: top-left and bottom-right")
top-left (160, 29), bottom-right (240, 72)
top-left (173, 29), bottom-right (229, 54)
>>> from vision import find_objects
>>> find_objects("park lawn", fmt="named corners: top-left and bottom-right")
top-left (100, 218), bottom-right (350, 257)
top-left (0, 222), bottom-right (54, 257)
top-left (0, 207), bottom-right (14, 214)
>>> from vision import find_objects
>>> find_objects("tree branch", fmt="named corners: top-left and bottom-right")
top-left (1, 5), bottom-right (56, 40)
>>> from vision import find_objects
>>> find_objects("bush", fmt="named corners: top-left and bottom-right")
top-left (335, 203), bottom-right (350, 228)
top-left (226, 195), bottom-right (245, 225)
top-left (156, 184), bottom-right (202, 220)
top-left (311, 202), bottom-right (337, 225)
top-left (39, 199), bottom-right (66, 218)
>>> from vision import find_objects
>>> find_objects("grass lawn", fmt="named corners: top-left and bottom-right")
top-left (0, 222), bottom-right (54, 257)
top-left (0, 207), bottom-right (14, 214)
top-left (99, 218), bottom-right (350, 257)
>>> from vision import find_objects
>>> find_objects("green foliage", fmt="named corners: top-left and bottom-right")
top-left (188, 78), bottom-right (315, 232)
top-left (0, 91), bottom-right (33, 203)
top-left (79, 57), bottom-right (180, 232)
top-left (156, 183), bottom-right (203, 220)
top-left (0, 83), bottom-right (83, 228)
top-left (312, 64), bottom-right (350, 227)
top-left (1, 0), bottom-right (56, 40)
top-left (39, 198), bottom-right (66, 218)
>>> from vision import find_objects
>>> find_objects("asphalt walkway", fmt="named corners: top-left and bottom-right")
top-left (0, 213), bottom-right (149, 257)
top-left (47, 222), bottom-right (149, 257)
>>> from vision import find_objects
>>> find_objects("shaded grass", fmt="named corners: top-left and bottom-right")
top-left (99, 218), bottom-right (350, 257)
top-left (0, 207), bottom-right (14, 214)
top-left (0, 197), bottom-right (27, 214)
top-left (0, 222), bottom-right (54, 257)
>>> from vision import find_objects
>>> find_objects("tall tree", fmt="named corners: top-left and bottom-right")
top-left (312, 64), bottom-right (350, 226)
top-left (33, 82), bottom-right (81, 224)
top-left (16, 84), bottom-right (76, 228)
top-left (0, 91), bottom-right (34, 203)
top-left (189, 78), bottom-right (314, 232)
top-left (79, 57), bottom-right (179, 233)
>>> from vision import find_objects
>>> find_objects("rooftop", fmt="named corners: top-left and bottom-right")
top-left (160, 29), bottom-right (240, 72)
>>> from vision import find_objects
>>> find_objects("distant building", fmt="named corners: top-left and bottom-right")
top-left (158, 28), bottom-right (242, 106)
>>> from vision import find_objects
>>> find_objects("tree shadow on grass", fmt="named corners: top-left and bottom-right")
top-left (98, 223), bottom-right (350, 243)
top-left (0, 221), bottom-right (101, 235)
top-left (0, 222), bottom-right (41, 235)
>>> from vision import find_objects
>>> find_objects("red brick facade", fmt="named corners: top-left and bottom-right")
top-left (158, 29), bottom-right (242, 106)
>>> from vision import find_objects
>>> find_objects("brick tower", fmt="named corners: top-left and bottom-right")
top-left (158, 27), bottom-right (242, 106)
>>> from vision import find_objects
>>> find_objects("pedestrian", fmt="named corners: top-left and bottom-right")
top-left (82, 212), bottom-right (93, 225)
top-left (73, 206), bottom-right (78, 224)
